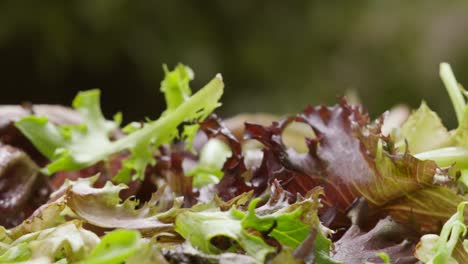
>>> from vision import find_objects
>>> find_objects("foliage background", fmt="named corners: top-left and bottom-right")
top-left (2, 1), bottom-right (468, 127)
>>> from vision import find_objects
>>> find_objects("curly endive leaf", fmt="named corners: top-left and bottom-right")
top-left (16, 65), bottom-right (224, 181)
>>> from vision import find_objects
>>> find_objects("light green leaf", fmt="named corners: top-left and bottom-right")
top-left (242, 198), bottom-right (311, 248)
top-left (175, 208), bottom-right (275, 263)
top-left (126, 241), bottom-right (168, 264)
top-left (15, 65), bottom-right (224, 182)
top-left (187, 138), bottom-right (232, 187)
top-left (161, 64), bottom-right (193, 114)
top-left (394, 102), bottom-right (452, 153)
top-left (1, 221), bottom-right (99, 263)
top-left (78, 230), bottom-right (141, 264)
top-left (0, 242), bottom-right (30, 262)
top-left (175, 188), bottom-right (328, 262)
top-left (415, 202), bottom-right (468, 264)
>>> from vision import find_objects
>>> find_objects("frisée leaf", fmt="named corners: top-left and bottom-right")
top-left (15, 65), bottom-right (224, 181)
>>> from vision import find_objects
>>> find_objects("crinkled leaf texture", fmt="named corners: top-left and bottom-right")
top-left (3, 194), bottom-right (168, 264)
top-left (15, 64), bottom-right (224, 182)
top-left (241, 184), bottom-right (324, 249)
top-left (175, 183), bottom-right (334, 263)
top-left (230, 99), bottom-right (449, 230)
top-left (175, 206), bottom-right (276, 262)
top-left (65, 176), bottom-right (179, 236)
top-left (1, 221), bottom-right (99, 263)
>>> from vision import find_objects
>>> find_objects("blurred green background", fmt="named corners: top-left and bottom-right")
top-left (2, 0), bottom-right (468, 127)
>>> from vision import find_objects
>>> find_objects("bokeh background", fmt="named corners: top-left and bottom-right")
top-left (2, 1), bottom-right (468, 127)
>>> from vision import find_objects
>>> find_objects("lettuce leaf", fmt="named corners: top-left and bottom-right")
top-left (0, 145), bottom-right (51, 228)
top-left (187, 138), bottom-right (232, 187)
top-left (393, 102), bottom-right (453, 153)
top-left (15, 64), bottom-right (224, 182)
top-left (415, 202), bottom-right (468, 264)
top-left (1, 221), bottom-right (99, 263)
top-left (78, 229), bottom-right (141, 264)
top-left (174, 184), bottom-right (333, 263)
top-left (238, 98), bottom-right (448, 231)
top-left (65, 176), bottom-right (179, 236)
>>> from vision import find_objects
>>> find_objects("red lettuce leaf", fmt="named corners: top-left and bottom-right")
top-left (221, 99), bottom-right (451, 231)
top-left (0, 145), bottom-right (51, 228)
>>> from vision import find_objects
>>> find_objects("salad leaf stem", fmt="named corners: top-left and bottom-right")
top-left (414, 147), bottom-right (468, 168)
top-left (440, 62), bottom-right (466, 125)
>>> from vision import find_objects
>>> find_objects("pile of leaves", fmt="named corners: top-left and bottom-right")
top-left (1, 63), bottom-right (468, 263)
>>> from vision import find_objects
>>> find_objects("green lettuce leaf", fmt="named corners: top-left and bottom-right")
top-left (1, 221), bottom-right (99, 263)
top-left (293, 228), bottom-right (342, 264)
top-left (65, 177), bottom-right (180, 236)
top-left (415, 202), bottom-right (468, 264)
top-left (15, 64), bottom-right (224, 182)
top-left (0, 242), bottom-right (30, 263)
top-left (393, 101), bottom-right (452, 153)
top-left (9, 199), bottom-right (67, 240)
top-left (174, 185), bottom-right (331, 263)
top-left (187, 138), bottom-right (232, 187)
top-left (125, 241), bottom-right (168, 264)
top-left (78, 230), bottom-right (141, 264)
top-left (160, 64), bottom-right (193, 114)
top-left (241, 197), bottom-right (316, 249)
top-left (174, 206), bottom-right (276, 262)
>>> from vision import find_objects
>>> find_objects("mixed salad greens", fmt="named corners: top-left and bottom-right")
top-left (1, 63), bottom-right (468, 263)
